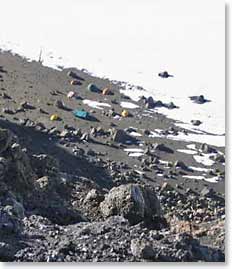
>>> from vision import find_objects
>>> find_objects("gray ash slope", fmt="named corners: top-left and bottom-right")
top-left (0, 51), bottom-right (225, 262)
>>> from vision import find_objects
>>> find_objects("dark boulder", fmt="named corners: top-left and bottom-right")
top-left (112, 129), bottom-right (136, 144)
top-left (189, 95), bottom-right (209, 104)
top-left (100, 184), bottom-right (162, 225)
top-left (200, 143), bottom-right (217, 154)
top-left (191, 120), bottom-right (202, 126)
top-left (153, 143), bottom-right (174, 154)
top-left (158, 71), bottom-right (173, 78)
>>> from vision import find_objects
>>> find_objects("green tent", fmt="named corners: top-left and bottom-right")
top-left (73, 110), bottom-right (89, 119)
top-left (87, 83), bottom-right (100, 93)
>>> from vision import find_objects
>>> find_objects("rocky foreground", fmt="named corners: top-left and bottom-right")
top-left (0, 51), bottom-right (225, 262)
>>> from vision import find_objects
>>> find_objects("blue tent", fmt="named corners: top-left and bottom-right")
top-left (73, 110), bottom-right (89, 120)
top-left (87, 83), bottom-right (100, 93)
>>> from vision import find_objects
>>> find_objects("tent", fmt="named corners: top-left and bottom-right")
top-left (102, 87), bottom-right (110, 95)
top-left (87, 83), bottom-right (100, 93)
top-left (73, 110), bottom-right (89, 120)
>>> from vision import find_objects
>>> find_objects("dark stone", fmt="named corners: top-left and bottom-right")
top-left (200, 143), bottom-right (217, 154)
top-left (189, 95), bottom-right (209, 104)
top-left (191, 120), bottom-right (202, 126)
top-left (112, 129), bottom-right (136, 144)
top-left (158, 71), bottom-right (173, 78)
top-left (0, 128), bottom-right (13, 154)
top-left (153, 143), bottom-right (174, 154)
top-left (174, 160), bottom-right (189, 170)
top-left (100, 183), bottom-right (162, 225)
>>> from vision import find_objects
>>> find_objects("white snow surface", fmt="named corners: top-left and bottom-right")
top-left (82, 100), bottom-right (111, 110)
top-left (120, 102), bottom-right (139, 109)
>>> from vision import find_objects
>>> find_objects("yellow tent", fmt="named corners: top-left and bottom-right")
top-left (121, 110), bottom-right (129, 117)
top-left (50, 114), bottom-right (59, 121)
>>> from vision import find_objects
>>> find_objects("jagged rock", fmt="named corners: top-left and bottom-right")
top-left (153, 143), bottom-right (174, 154)
top-left (200, 143), bottom-right (217, 154)
top-left (158, 71), bottom-right (173, 78)
top-left (0, 135), bottom-right (35, 192)
top-left (6, 143), bottom-right (35, 192)
top-left (0, 128), bottom-right (13, 154)
top-left (100, 184), bottom-right (162, 225)
top-left (191, 120), bottom-right (202, 126)
top-left (24, 119), bottom-right (36, 128)
top-left (145, 96), bottom-right (155, 109)
top-left (189, 95), bottom-right (208, 104)
top-left (174, 160), bottom-right (189, 170)
top-left (112, 129), bottom-right (135, 144)
top-left (80, 132), bottom-right (90, 142)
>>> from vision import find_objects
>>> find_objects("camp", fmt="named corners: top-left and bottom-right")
top-left (73, 110), bottom-right (89, 120)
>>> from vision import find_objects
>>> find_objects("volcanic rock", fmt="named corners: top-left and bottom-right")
top-left (100, 183), bottom-right (162, 225)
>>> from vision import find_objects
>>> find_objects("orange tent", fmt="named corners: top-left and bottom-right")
top-left (102, 87), bottom-right (110, 95)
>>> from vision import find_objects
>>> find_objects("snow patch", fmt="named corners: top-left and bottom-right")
top-left (177, 149), bottom-right (197, 155)
top-left (130, 131), bottom-right (142, 137)
top-left (189, 166), bottom-right (210, 173)
top-left (83, 99), bottom-right (111, 110)
top-left (120, 101), bottom-right (139, 109)
top-left (193, 154), bottom-right (215, 166)
top-left (187, 144), bottom-right (197, 150)
top-left (183, 175), bottom-right (220, 183)
top-left (124, 148), bottom-right (144, 153)
top-left (183, 175), bottom-right (205, 180)
top-left (128, 152), bottom-right (144, 157)
top-left (204, 177), bottom-right (220, 183)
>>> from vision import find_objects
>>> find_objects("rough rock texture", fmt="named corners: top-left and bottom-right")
top-left (112, 129), bottom-right (136, 144)
top-left (100, 184), bottom-right (162, 225)
top-left (11, 216), bottom-right (224, 262)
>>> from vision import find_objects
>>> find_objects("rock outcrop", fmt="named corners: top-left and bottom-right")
top-left (100, 184), bottom-right (162, 225)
